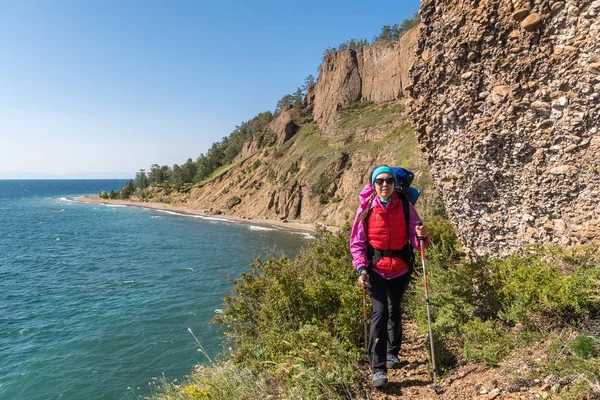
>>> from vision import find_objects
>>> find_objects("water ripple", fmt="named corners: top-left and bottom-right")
top-left (0, 180), bottom-right (306, 400)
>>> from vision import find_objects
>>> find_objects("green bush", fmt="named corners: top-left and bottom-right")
top-left (214, 226), bottom-right (361, 353)
top-left (405, 217), bottom-right (478, 336)
top-left (462, 319), bottom-right (510, 366)
top-left (571, 334), bottom-right (597, 359)
top-left (488, 246), bottom-right (600, 328)
top-left (405, 217), bottom-right (600, 370)
top-left (424, 216), bottom-right (462, 261)
top-left (212, 226), bottom-right (362, 397)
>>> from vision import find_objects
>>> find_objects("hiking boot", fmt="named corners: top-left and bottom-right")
top-left (372, 370), bottom-right (388, 388)
top-left (386, 354), bottom-right (400, 369)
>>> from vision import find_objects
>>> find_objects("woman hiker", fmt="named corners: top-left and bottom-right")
top-left (350, 165), bottom-right (430, 388)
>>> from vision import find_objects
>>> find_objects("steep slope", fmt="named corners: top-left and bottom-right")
top-left (187, 101), bottom-right (434, 227)
top-left (183, 30), bottom-right (434, 228)
top-left (408, 0), bottom-right (600, 257)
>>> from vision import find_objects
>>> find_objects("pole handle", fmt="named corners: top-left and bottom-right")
top-left (417, 221), bottom-right (427, 242)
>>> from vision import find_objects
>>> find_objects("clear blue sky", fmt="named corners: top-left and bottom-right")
top-left (0, 0), bottom-right (419, 178)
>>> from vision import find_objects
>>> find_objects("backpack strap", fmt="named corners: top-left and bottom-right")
top-left (399, 193), bottom-right (415, 271)
top-left (400, 192), bottom-right (410, 237)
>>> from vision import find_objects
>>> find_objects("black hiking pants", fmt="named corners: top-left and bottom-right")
top-left (367, 269), bottom-right (411, 372)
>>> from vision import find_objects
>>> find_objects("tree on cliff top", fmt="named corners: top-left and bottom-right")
top-left (321, 13), bottom-right (420, 61)
top-left (376, 13), bottom-right (419, 42)
top-left (302, 74), bottom-right (315, 93)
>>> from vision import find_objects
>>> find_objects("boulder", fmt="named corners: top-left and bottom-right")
top-left (521, 14), bottom-right (542, 31)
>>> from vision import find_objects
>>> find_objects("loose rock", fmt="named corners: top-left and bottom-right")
top-left (521, 14), bottom-right (542, 31)
top-left (588, 63), bottom-right (600, 75)
top-left (512, 8), bottom-right (530, 21)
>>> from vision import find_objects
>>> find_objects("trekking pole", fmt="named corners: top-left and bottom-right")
top-left (361, 275), bottom-right (369, 364)
top-left (418, 225), bottom-right (438, 384)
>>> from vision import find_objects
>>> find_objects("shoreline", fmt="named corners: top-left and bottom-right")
top-left (75, 196), bottom-right (320, 235)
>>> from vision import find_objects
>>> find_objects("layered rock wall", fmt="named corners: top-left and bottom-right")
top-left (313, 30), bottom-right (418, 135)
top-left (408, 0), bottom-right (600, 257)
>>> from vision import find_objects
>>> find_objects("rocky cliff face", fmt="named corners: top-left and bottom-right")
top-left (408, 0), bottom-right (600, 257)
top-left (312, 30), bottom-right (418, 136)
top-left (234, 109), bottom-right (300, 163)
top-left (186, 104), bottom-right (429, 228)
top-left (183, 32), bottom-right (430, 228)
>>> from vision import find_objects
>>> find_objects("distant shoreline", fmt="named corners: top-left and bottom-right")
top-left (75, 196), bottom-right (319, 235)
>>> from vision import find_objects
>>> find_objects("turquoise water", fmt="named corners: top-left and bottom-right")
top-left (0, 180), bottom-right (307, 399)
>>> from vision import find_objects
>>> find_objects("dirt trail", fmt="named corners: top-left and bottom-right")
top-left (358, 323), bottom-right (558, 399)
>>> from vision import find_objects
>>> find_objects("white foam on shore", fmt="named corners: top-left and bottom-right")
top-left (197, 215), bottom-right (228, 222)
top-left (248, 225), bottom-right (276, 232)
top-left (57, 197), bottom-right (75, 204)
top-left (155, 209), bottom-right (231, 224)
top-left (157, 210), bottom-right (187, 217)
top-left (78, 198), bottom-right (313, 235)
top-left (295, 232), bottom-right (315, 239)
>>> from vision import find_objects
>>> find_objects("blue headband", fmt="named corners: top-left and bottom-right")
top-left (371, 166), bottom-right (394, 187)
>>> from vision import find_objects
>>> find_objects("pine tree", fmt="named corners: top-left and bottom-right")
top-left (171, 164), bottom-right (184, 191)
top-left (302, 75), bottom-right (315, 93)
top-left (181, 158), bottom-right (196, 183)
top-left (292, 88), bottom-right (303, 109)
top-left (135, 169), bottom-right (149, 190)
top-left (121, 180), bottom-right (135, 199)
top-left (379, 25), bottom-right (392, 41)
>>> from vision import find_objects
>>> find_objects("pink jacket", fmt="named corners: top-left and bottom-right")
top-left (350, 184), bottom-right (430, 280)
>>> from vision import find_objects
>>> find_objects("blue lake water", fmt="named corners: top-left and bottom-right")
top-left (0, 180), bottom-right (307, 399)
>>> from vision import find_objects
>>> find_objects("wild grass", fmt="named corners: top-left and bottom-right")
top-left (405, 217), bottom-right (600, 391)
top-left (148, 214), bottom-right (600, 399)
top-left (339, 101), bottom-right (406, 132)
top-left (195, 163), bottom-right (240, 187)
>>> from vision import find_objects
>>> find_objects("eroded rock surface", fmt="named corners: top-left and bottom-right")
top-left (313, 30), bottom-right (418, 135)
top-left (409, 0), bottom-right (600, 257)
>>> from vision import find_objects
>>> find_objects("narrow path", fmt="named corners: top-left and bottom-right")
top-left (357, 323), bottom-right (559, 399)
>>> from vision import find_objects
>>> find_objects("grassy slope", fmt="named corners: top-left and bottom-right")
top-left (147, 224), bottom-right (599, 400)
top-left (152, 100), bottom-right (441, 227)
top-left (143, 102), bottom-right (599, 399)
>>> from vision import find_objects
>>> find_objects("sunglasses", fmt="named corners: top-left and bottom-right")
top-left (374, 178), bottom-right (395, 185)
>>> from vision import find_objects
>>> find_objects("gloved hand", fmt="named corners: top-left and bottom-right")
top-left (358, 271), bottom-right (369, 288)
